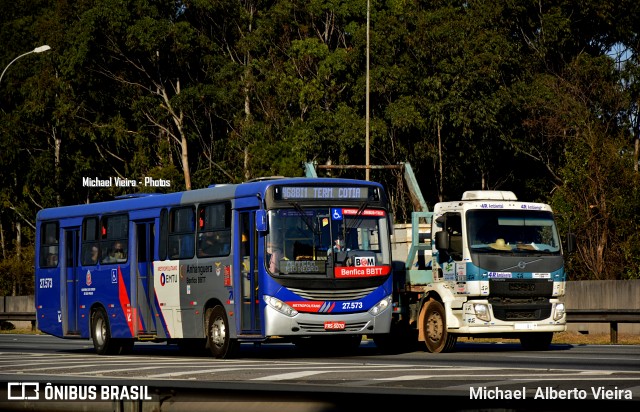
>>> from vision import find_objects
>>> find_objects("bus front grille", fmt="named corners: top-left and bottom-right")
top-left (288, 287), bottom-right (377, 301)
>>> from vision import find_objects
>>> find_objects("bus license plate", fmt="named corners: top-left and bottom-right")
top-left (324, 321), bottom-right (345, 330)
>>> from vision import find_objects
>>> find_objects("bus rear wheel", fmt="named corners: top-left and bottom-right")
top-left (206, 305), bottom-right (239, 359)
top-left (422, 298), bottom-right (457, 353)
top-left (91, 307), bottom-right (119, 355)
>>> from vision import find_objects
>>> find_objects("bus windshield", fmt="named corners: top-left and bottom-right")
top-left (467, 209), bottom-right (560, 253)
top-left (266, 207), bottom-right (390, 275)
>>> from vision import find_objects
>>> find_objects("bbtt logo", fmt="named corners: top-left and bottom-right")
top-left (354, 257), bottom-right (375, 267)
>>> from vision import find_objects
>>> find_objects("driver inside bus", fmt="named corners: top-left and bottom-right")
top-left (267, 242), bottom-right (284, 273)
top-left (327, 235), bottom-right (348, 255)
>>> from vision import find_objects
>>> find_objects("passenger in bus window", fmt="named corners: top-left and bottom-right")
top-left (88, 245), bottom-right (99, 265)
top-left (199, 232), bottom-right (216, 257)
top-left (104, 241), bottom-right (126, 263)
top-left (169, 238), bottom-right (180, 259)
top-left (47, 253), bottom-right (58, 267)
top-left (113, 241), bottom-right (126, 261)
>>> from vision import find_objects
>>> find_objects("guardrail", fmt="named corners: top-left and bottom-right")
top-left (0, 312), bottom-right (36, 330)
top-left (565, 309), bottom-right (640, 344)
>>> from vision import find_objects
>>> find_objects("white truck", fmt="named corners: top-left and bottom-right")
top-left (379, 190), bottom-right (576, 352)
top-left (304, 162), bottom-right (575, 352)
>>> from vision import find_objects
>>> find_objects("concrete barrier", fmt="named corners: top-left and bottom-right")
top-left (565, 280), bottom-right (640, 335)
top-left (0, 295), bottom-right (35, 330)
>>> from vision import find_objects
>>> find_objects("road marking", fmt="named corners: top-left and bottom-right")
top-left (252, 371), bottom-right (327, 380)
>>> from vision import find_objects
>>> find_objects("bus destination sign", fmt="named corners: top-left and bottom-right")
top-left (277, 186), bottom-right (370, 200)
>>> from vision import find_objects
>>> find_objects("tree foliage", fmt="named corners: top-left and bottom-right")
top-left (1, 0), bottom-right (639, 292)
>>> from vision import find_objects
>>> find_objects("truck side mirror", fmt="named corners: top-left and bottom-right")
top-left (435, 231), bottom-right (449, 251)
top-left (565, 232), bottom-right (576, 255)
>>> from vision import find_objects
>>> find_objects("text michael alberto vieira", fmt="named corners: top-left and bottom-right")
top-left (470, 386), bottom-right (632, 400)
top-left (82, 176), bottom-right (170, 187)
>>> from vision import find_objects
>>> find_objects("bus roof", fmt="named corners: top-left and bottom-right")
top-left (36, 177), bottom-right (384, 221)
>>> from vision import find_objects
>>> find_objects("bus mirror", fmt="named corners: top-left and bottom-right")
top-left (256, 209), bottom-right (267, 232)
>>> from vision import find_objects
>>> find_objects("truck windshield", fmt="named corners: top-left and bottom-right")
top-left (265, 207), bottom-right (390, 275)
top-left (467, 209), bottom-right (560, 253)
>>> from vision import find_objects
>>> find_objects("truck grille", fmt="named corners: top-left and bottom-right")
top-left (489, 297), bottom-right (552, 321)
top-left (489, 279), bottom-right (553, 297)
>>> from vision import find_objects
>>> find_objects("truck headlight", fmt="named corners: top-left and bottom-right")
top-left (474, 303), bottom-right (491, 322)
top-left (263, 295), bottom-right (298, 317)
top-left (554, 302), bottom-right (566, 321)
top-left (368, 295), bottom-right (392, 316)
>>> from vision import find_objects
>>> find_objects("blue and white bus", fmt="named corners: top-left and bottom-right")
top-left (35, 177), bottom-right (393, 358)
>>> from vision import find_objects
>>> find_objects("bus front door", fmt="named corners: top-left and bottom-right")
top-left (135, 221), bottom-right (156, 335)
top-left (238, 211), bottom-right (260, 335)
top-left (63, 228), bottom-right (80, 336)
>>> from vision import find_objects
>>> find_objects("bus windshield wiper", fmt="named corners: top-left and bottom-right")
top-left (343, 201), bottom-right (369, 238)
top-left (288, 202), bottom-right (317, 234)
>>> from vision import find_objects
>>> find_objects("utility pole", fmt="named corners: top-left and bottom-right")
top-left (365, 0), bottom-right (370, 181)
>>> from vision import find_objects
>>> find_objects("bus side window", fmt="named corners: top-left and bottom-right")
top-left (40, 221), bottom-right (59, 268)
top-left (181, 234), bottom-right (194, 258)
top-left (169, 237), bottom-right (180, 259)
top-left (99, 214), bottom-right (129, 264)
top-left (47, 252), bottom-right (58, 267)
top-left (82, 217), bottom-right (100, 265)
top-left (169, 206), bottom-right (195, 259)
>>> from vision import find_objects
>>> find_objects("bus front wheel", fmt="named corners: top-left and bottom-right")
top-left (206, 305), bottom-right (239, 359)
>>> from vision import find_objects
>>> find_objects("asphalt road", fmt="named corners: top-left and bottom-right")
top-left (0, 334), bottom-right (639, 411)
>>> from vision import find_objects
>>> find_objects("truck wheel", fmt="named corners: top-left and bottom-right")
top-left (206, 305), bottom-right (239, 359)
top-left (422, 299), bottom-right (457, 353)
top-left (91, 307), bottom-right (118, 355)
top-left (520, 332), bottom-right (553, 351)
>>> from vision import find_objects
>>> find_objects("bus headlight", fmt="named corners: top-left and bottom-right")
top-left (368, 295), bottom-right (392, 316)
top-left (473, 303), bottom-right (491, 322)
top-left (554, 302), bottom-right (566, 321)
top-left (263, 295), bottom-right (298, 317)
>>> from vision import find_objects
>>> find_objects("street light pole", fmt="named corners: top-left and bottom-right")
top-left (365, 0), bottom-right (370, 181)
top-left (0, 45), bottom-right (51, 86)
